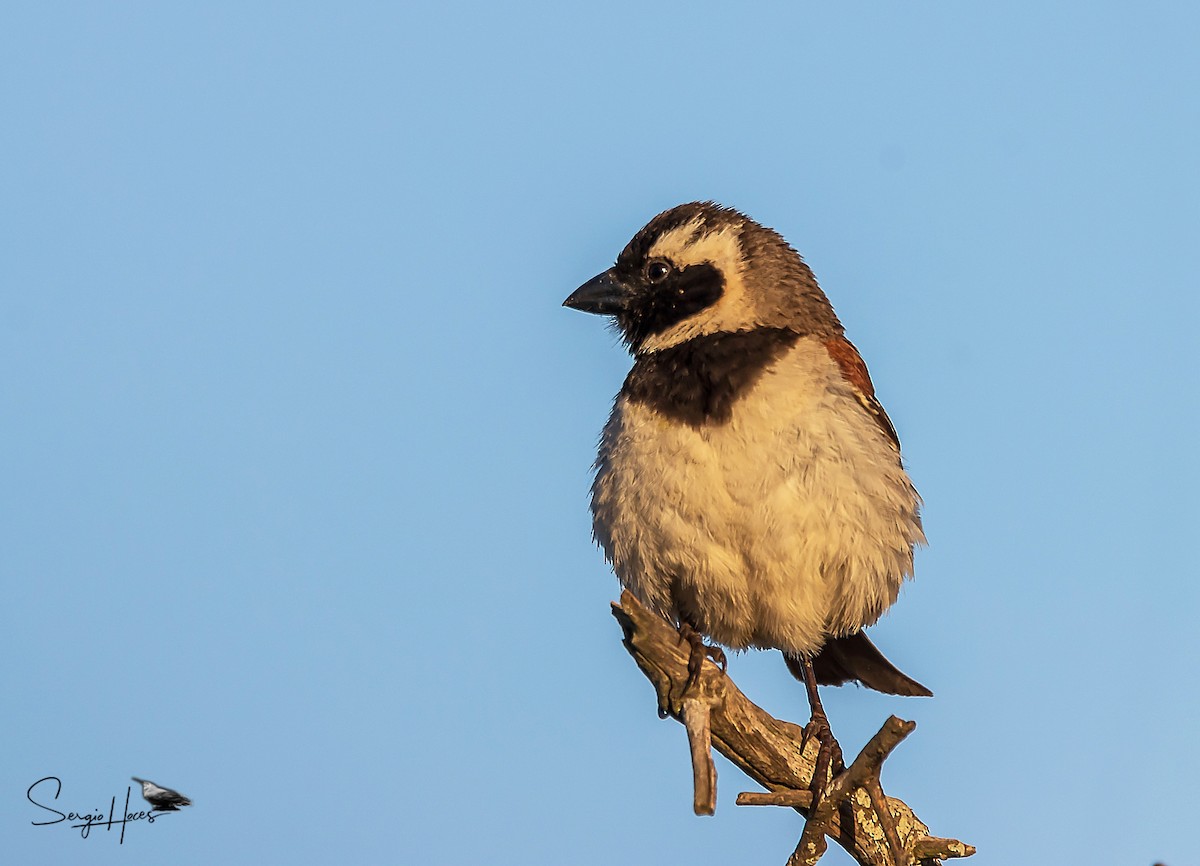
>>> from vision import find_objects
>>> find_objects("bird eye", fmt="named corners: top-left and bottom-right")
top-left (646, 260), bottom-right (672, 283)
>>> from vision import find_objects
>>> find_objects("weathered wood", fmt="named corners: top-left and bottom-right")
top-left (791, 716), bottom-right (914, 866)
top-left (681, 697), bottom-right (716, 816)
top-left (612, 590), bottom-right (975, 866)
top-left (738, 790), bottom-right (816, 808)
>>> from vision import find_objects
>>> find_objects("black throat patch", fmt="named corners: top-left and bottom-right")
top-left (623, 328), bottom-right (801, 426)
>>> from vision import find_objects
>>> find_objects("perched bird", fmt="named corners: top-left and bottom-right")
top-left (131, 777), bottom-right (192, 812)
top-left (564, 202), bottom-right (930, 721)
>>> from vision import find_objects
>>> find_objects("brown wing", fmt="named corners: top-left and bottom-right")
top-left (823, 337), bottom-right (901, 450)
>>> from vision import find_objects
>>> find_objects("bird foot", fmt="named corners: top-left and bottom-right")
top-left (803, 709), bottom-right (845, 807)
top-left (678, 622), bottom-right (727, 693)
top-left (800, 713), bottom-right (909, 866)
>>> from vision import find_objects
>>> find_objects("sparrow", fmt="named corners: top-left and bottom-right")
top-left (131, 777), bottom-right (192, 812)
top-left (564, 202), bottom-right (930, 720)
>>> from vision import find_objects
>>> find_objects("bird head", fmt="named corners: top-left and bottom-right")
top-left (564, 202), bottom-right (842, 353)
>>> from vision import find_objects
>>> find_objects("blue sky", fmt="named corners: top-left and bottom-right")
top-left (3, 2), bottom-right (1197, 864)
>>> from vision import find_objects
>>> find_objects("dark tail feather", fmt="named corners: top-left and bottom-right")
top-left (785, 632), bottom-right (932, 697)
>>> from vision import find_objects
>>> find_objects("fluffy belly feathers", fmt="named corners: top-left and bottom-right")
top-left (590, 341), bottom-right (923, 657)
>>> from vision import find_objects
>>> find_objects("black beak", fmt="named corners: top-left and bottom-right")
top-left (563, 269), bottom-right (627, 315)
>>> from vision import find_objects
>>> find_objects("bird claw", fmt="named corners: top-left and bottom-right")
top-left (705, 644), bottom-right (728, 672)
top-left (803, 710), bottom-right (845, 808)
top-left (678, 622), bottom-right (726, 693)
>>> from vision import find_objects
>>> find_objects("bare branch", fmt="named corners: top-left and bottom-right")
top-left (681, 696), bottom-right (717, 816)
top-left (612, 591), bottom-right (975, 866)
top-left (738, 790), bottom-right (815, 808)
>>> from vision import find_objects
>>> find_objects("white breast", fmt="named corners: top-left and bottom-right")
top-left (591, 336), bottom-right (923, 656)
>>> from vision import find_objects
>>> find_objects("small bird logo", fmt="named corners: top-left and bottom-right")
top-left (131, 777), bottom-right (192, 812)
